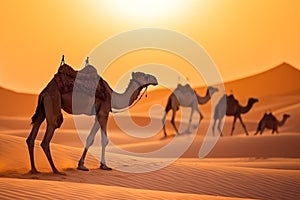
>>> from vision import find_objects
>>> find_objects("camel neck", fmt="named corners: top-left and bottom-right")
top-left (278, 116), bottom-right (288, 126)
top-left (111, 80), bottom-right (142, 110)
top-left (197, 89), bottom-right (211, 104)
top-left (240, 100), bottom-right (255, 114)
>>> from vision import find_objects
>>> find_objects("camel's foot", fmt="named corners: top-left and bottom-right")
top-left (77, 164), bottom-right (89, 171)
top-left (173, 132), bottom-right (180, 136)
top-left (182, 129), bottom-right (192, 134)
top-left (53, 170), bottom-right (66, 175)
top-left (160, 134), bottom-right (175, 140)
top-left (29, 169), bottom-right (40, 174)
top-left (100, 163), bottom-right (112, 171)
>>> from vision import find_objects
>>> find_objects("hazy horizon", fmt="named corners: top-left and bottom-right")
top-left (0, 61), bottom-right (298, 94)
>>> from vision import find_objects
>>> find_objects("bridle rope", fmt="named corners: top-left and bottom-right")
top-left (111, 79), bottom-right (149, 114)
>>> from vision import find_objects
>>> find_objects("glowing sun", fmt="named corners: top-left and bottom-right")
top-left (104, 0), bottom-right (182, 21)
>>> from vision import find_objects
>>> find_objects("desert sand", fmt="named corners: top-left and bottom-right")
top-left (0, 63), bottom-right (300, 199)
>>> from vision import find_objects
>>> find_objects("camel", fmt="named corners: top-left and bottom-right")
top-left (254, 112), bottom-right (290, 135)
top-left (212, 94), bottom-right (258, 136)
top-left (26, 58), bottom-right (158, 174)
top-left (162, 84), bottom-right (219, 137)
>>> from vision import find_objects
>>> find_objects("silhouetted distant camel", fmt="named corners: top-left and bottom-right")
top-left (213, 94), bottom-right (258, 136)
top-left (26, 57), bottom-right (158, 174)
top-left (162, 84), bottom-right (218, 137)
top-left (254, 112), bottom-right (290, 135)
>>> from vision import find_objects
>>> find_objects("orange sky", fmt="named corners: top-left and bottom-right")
top-left (0, 0), bottom-right (299, 94)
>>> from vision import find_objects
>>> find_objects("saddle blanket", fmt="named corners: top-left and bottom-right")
top-left (54, 64), bottom-right (106, 99)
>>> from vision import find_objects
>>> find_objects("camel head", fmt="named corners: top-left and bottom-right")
top-left (131, 72), bottom-right (158, 88)
top-left (248, 98), bottom-right (259, 105)
top-left (208, 86), bottom-right (219, 95)
top-left (278, 114), bottom-right (290, 126)
top-left (283, 114), bottom-right (291, 119)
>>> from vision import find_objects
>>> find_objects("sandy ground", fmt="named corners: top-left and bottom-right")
top-left (0, 64), bottom-right (300, 199)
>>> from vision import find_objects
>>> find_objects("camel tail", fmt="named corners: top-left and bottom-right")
top-left (31, 95), bottom-right (44, 124)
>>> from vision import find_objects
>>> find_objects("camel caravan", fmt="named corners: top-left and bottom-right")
top-left (162, 84), bottom-right (218, 137)
top-left (26, 56), bottom-right (290, 173)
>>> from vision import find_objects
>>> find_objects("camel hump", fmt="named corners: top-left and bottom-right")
top-left (57, 64), bottom-right (99, 79)
top-left (226, 94), bottom-right (239, 104)
top-left (262, 112), bottom-right (276, 121)
top-left (54, 64), bottom-right (106, 99)
top-left (175, 83), bottom-right (193, 93)
top-left (79, 64), bottom-right (97, 75)
top-left (58, 63), bottom-right (77, 78)
top-left (268, 113), bottom-right (277, 121)
top-left (78, 64), bottom-right (99, 80)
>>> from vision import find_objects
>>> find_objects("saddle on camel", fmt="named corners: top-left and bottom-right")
top-left (54, 57), bottom-right (107, 100)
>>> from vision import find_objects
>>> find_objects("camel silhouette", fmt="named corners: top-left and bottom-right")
top-left (162, 84), bottom-right (218, 137)
top-left (26, 57), bottom-right (158, 173)
top-left (213, 94), bottom-right (258, 136)
top-left (254, 112), bottom-right (290, 135)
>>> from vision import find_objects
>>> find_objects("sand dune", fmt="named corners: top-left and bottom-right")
top-left (221, 62), bottom-right (300, 99)
top-left (0, 178), bottom-right (250, 200)
top-left (0, 133), bottom-right (300, 200)
top-left (0, 86), bottom-right (37, 117)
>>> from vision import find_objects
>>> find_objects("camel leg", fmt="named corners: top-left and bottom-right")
top-left (238, 116), bottom-right (249, 136)
top-left (162, 111), bottom-right (169, 137)
top-left (184, 108), bottom-right (195, 134)
top-left (260, 127), bottom-right (265, 135)
top-left (26, 113), bottom-right (45, 173)
top-left (254, 130), bottom-right (259, 135)
top-left (272, 125), bottom-right (278, 134)
top-left (254, 128), bottom-right (259, 135)
top-left (40, 92), bottom-right (63, 174)
top-left (254, 122), bottom-right (261, 136)
top-left (98, 116), bottom-right (112, 170)
top-left (212, 119), bottom-right (216, 136)
top-left (77, 120), bottom-right (100, 171)
top-left (231, 116), bottom-right (237, 136)
top-left (272, 127), bottom-right (278, 134)
top-left (257, 123), bottom-right (265, 135)
top-left (41, 125), bottom-right (60, 173)
top-left (217, 119), bottom-right (223, 137)
top-left (170, 108), bottom-right (179, 135)
top-left (212, 119), bottom-right (223, 137)
top-left (193, 107), bottom-right (203, 130)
